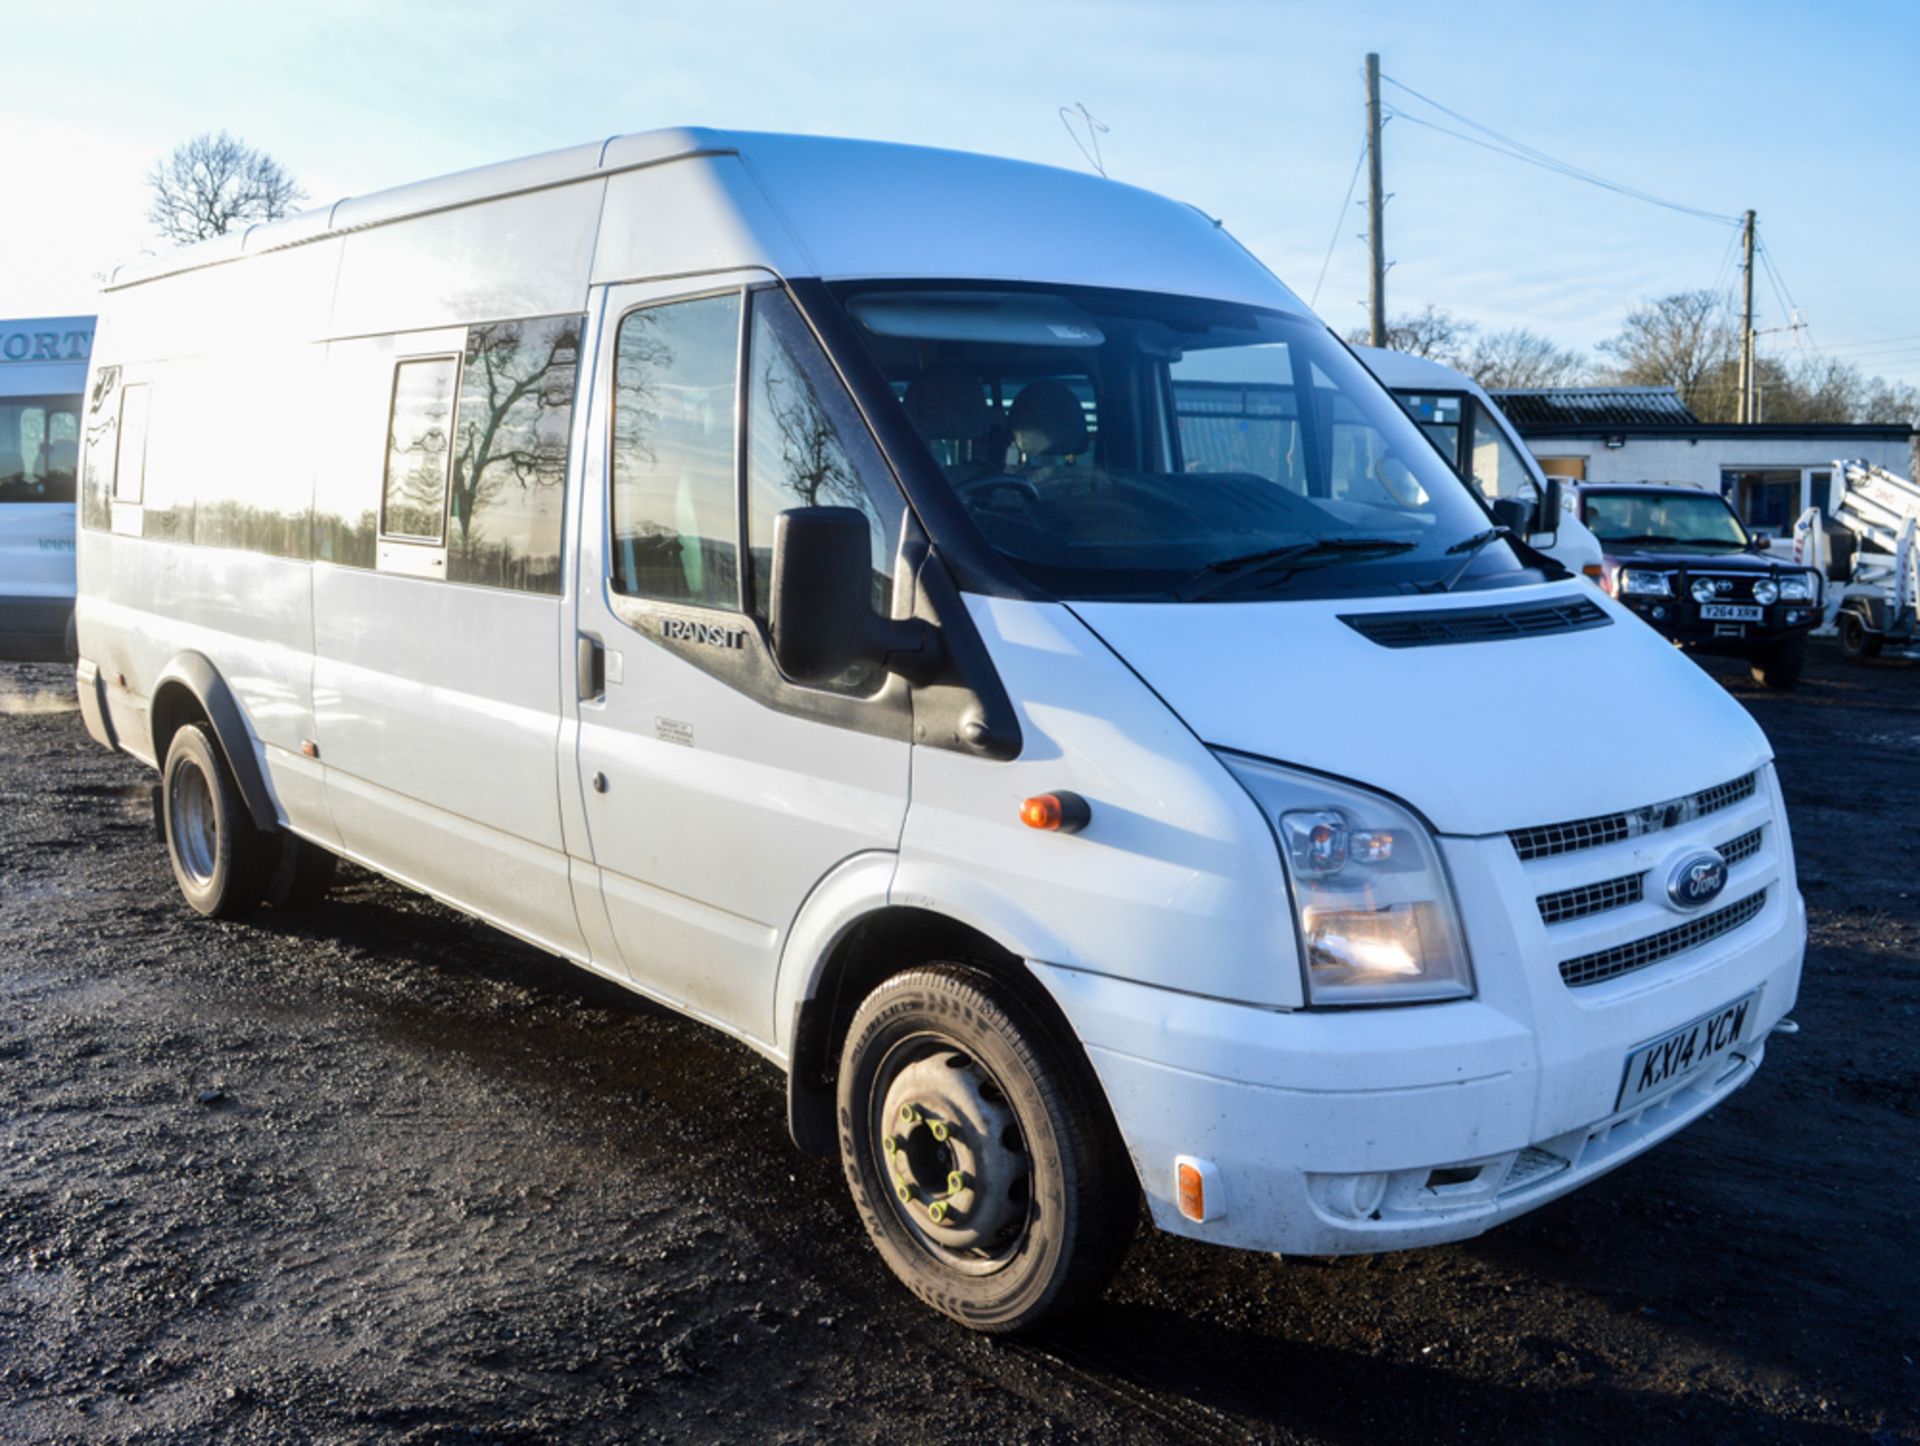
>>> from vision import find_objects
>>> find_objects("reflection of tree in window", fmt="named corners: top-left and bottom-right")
top-left (609, 295), bottom-right (741, 607)
top-left (448, 315), bottom-right (580, 593)
top-left (382, 359), bottom-right (456, 541)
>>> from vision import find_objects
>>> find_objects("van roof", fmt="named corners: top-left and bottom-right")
top-left (105, 128), bottom-right (1301, 316)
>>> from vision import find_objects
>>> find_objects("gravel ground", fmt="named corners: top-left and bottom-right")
top-left (2, 647), bottom-right (1917, 1444)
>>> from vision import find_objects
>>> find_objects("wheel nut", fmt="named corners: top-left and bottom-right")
top-left (895, 1182), bottom-right (911, 1203)
top-left (928, 1202), bottom-right (948, 1224)
top-left (929, 1120), bottom-right (949, 1143)
top-left (883, 1136), bottom-right (898, 1156)
top-left (899, 1105), bottom-right (920, 1125)
top-left (947, 1170), bottom-right (967, 1193)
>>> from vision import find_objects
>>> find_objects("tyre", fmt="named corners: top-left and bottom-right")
top-left (161, 723), bottom-right (272, 918)
top-left (265, 834), bottom-right (338, 910)
top-left (1751, 635), bottom-right (1806, 690)
top-left (1838, 610), bottom-right (1881, 663)
top-left (836, 964), bottom-right (1134, 1332)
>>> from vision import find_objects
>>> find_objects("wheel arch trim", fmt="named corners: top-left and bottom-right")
top-left (150, 651), bottom-right (280, 833)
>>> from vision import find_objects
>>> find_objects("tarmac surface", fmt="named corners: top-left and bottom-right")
top-left (2, 646), bottom-right (1917, 1443)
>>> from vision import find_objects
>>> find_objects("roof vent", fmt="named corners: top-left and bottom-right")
top-left (1340, 596), bottom-right (1611, 649)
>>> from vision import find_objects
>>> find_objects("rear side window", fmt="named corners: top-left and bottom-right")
top-left (80, 367), bottom-right (120, 530)
top-left (113, 384), bottom-right (151, 505)
top-left (381, 358), bottom-right (458, 542)
top-left (609, 293), bottom-right (742, 608)
top-left (447, 315), bottom-right (580, 594)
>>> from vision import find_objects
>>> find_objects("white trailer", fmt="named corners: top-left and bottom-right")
top-left (1792, 458), bottom-right (1920, 659)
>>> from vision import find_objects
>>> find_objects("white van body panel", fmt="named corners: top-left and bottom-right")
top-left (1071, 583), bottom-right (1771, 836)
top-left (895, 595), bottom-right (1301, 1007)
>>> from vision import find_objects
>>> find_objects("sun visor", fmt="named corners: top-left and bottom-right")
top-left (847, 291), bottom-right (1105, 348)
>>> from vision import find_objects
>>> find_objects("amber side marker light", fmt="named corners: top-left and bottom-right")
top-left (1175, 1155), bottom-right (1222, 1223)
top-left (1019, 790), bottom-right (1092, 833)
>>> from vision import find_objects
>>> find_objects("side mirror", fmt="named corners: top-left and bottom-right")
top-left (769, 507), bottom-right (941, 686)
top-left (1539, 477), bottom-right (1564, 541)
top-left (1747, 532), bottom-right (1770, 554)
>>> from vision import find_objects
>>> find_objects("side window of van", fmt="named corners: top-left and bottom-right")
top-left (745, 289), bottom-right (903, 630)
top-left (447, 315), bottom-right (580, 594)
top-left (114, 384), bottom-right (152, 505)
top-left (80, 366), bottom-right (120, 531)
top-left (610, 294), bottom-right (741, 608)
top-left (381, 358), bottom-right (459, 542)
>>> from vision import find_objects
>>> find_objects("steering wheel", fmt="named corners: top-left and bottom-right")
top-left (955, 473), bottom-right (1043, 510)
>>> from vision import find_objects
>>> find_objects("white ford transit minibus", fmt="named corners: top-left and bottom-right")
top-left (73, 130), bottom-right (1804, 1331)
top-left (0, 315), bottom-right (92, 660)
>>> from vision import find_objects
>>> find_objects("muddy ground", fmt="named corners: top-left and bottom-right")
top-left (1, 647), bottom-right (1916, 1444)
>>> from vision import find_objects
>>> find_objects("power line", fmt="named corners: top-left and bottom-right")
top-left (1380, 75), bottom-right (1742, 226)
top-left (1311, 138), bottom-right (1368, 310)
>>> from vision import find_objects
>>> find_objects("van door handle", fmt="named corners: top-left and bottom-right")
top-left (577, 635), bottom-right (606, 701)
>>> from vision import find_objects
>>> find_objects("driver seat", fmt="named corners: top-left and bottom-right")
top-left (903, 364), bottom-right (998, 483)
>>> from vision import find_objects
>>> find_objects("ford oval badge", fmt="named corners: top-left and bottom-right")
top-left (1667, 850), bottom-right (1729, 910)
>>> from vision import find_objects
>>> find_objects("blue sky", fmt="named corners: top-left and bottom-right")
top-left (8, 0), bottom-right (1918, 383)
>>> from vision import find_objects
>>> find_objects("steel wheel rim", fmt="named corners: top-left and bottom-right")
top-left (869, 1031), bottom-right (1034, 1277)
top-left (169, 759), bottom-right (218, 886)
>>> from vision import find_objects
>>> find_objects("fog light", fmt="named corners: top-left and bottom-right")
top-left (1316, 1172), bottom-right (1388, 1220)
top-left (1650, 604), bottom-right (1669, 620)
top-left (1691, 577), bottom-right (1720, 604)
top-left (1752, 578), bottom-right (1779, 605)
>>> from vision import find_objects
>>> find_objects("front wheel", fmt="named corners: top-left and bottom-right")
top-left (836, 965), bottom-right (1134, 1332)
top-left (1751, 635), bottom-right (1807, 690)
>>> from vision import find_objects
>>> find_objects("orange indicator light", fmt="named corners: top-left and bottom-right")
top-left (1019, 791), bottom-right (1091, 833)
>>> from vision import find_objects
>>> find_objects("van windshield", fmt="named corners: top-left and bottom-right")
top-left (836, 284), bottom-right (1530, 602)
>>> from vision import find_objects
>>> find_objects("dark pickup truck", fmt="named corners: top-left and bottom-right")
top-left (1577, 483), bottom-right (1824, 690)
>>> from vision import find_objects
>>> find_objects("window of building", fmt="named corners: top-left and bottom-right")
top-left (381, 357), bottom-right (459, 542)
top-left (447, 314), bottom-right (581, 594)
top-left (609, 293), bottom-right (741, 607)
top-left (745, 290), bottom-right (904, 692)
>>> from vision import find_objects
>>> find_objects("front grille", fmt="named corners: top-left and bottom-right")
top-left (1719, 826), bottom-right (1763, 866)
top-left (1511, 772), bottom-right (1758, 862)
top-left (1559, 890), bottom-right (1767, 988)
top-left (1538, 870), bottom-right (1644, 925)
top-left (1340, 596), bottom-right (1611, 649)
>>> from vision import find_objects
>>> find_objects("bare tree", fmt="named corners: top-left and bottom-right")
top-left (146, 132), bottom-right (306, 244)
top-left (1596, 290), bottom-right (1737, 419)
top-left (1346, 304), bottom-right (1475, 363)
top-left (1464, 328), bottom-right (1589, 391)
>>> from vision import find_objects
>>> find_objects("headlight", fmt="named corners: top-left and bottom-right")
top-left (1752, 578), bottom-right (1779, 605)
top-left (1619, 568), bottom-right (1671, 597)
top-left (1777, 572), bottom-right (1817, 602)
top-left (1216, 753), bottom-right (1473, 1006)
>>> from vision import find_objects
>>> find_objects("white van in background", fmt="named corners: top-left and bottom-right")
top-left (75, 130), bottom-right (1802, 1331)
top-left (1357, 345), bottom-right (1603, 579)
top-left (0, 316), bottom-right (92, 660)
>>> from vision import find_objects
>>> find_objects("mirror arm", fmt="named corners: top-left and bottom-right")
top-left (872, 616), bottom-right (943, 687)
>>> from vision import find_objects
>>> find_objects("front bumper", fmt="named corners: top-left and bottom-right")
top-left (1617, 594), bottom-right (1820, 653)
top-left (1028, 885), bottom-right (1804, 1257)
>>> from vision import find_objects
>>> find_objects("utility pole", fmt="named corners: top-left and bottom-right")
top-left (1365, 52), bottom-right (1386, 347)
top-left (1738, 208), bottom-right (1756, 424)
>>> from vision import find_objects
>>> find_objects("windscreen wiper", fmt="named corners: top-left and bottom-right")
top-left (1179, 537), bottom-right (1417, 601)
top-left (1429, 526), bottom-right (1514, 593)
